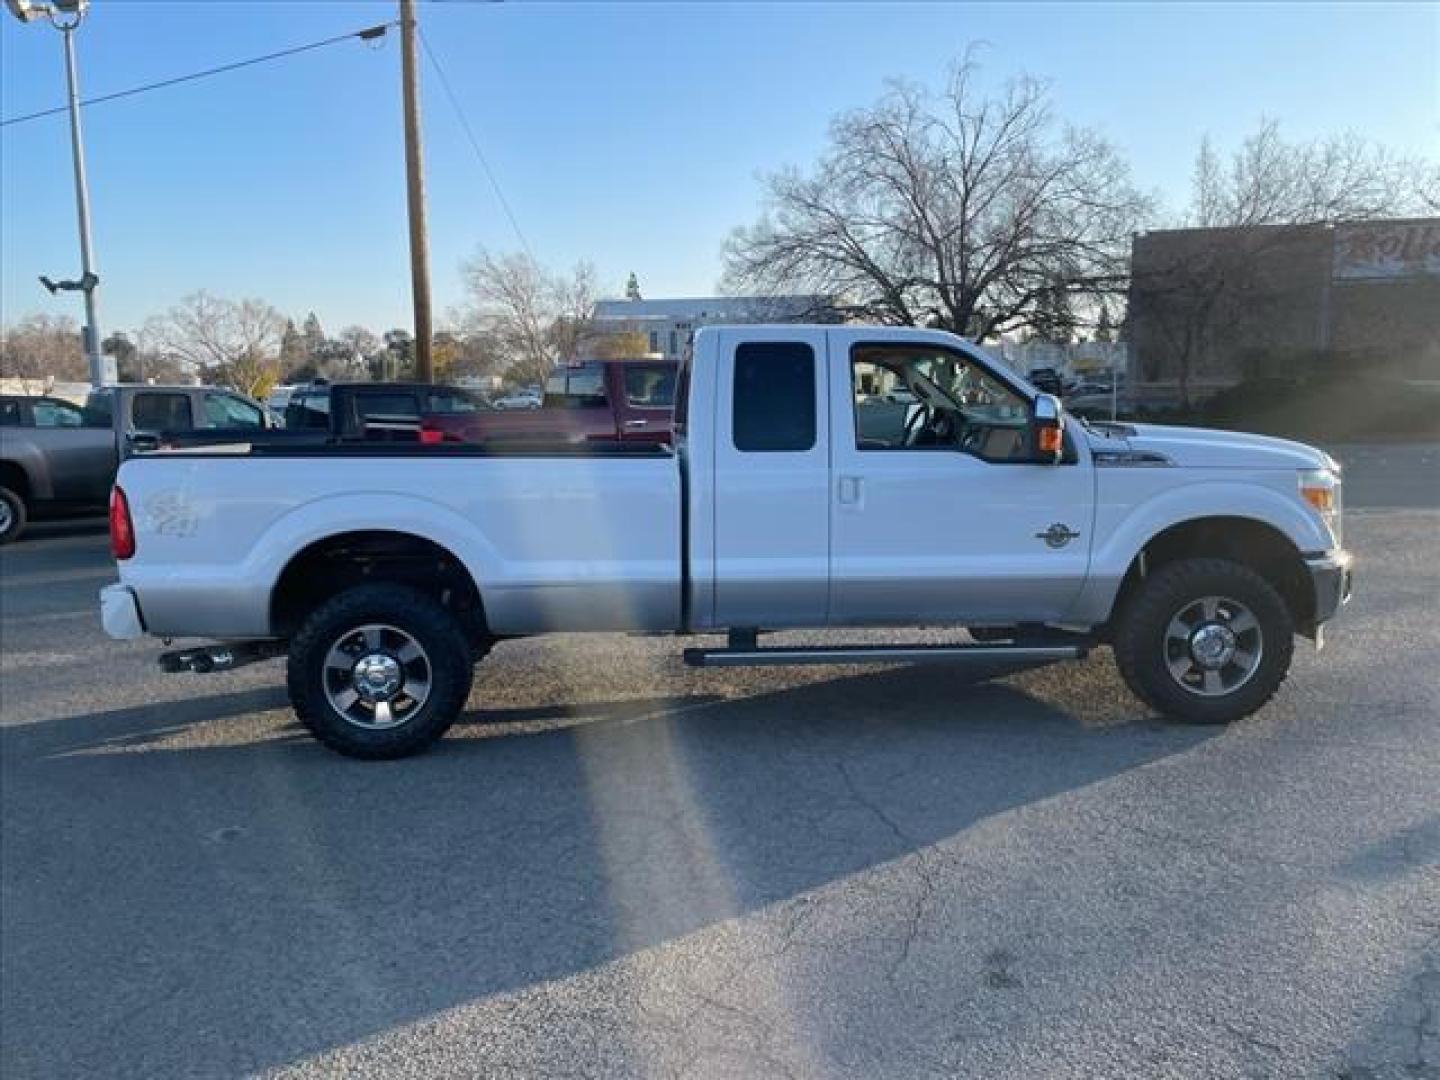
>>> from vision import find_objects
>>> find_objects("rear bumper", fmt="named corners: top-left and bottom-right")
top-left (1305, 549), bottom-right (1354, 630)
top-left (100, 583), bottom-right (145, 640)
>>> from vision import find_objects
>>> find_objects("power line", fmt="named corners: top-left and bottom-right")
top-left (0, 23), bottom-right (396, 128)
top-left (417, 27), bottom-right (534, 261)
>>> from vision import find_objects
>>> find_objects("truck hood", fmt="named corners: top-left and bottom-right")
top-left (1083, 421), bottom-right (1331, 470)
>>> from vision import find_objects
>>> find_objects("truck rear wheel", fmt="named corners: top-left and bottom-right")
top-left (1114, 557), bottom-right (1293, 725)
top-left (286, 583), bottom-right (474, 759)
top-left (0, 486), bottom-right (26, 545)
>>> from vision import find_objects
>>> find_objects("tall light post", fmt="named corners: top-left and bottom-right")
top-left (7, 0), bottom-right (115, 385)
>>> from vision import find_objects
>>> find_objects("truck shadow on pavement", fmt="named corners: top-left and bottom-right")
top-left (2, 664), bottom-right (1219, 1078)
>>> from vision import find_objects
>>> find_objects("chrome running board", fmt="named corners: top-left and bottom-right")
top-left (682, 642), bottom-right (1086, 669)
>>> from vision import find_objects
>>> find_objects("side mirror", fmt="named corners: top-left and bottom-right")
top-left (1031, 394), bottom-right (1064, 464)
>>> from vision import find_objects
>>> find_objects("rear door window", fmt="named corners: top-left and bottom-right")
top-left (623, 364), bottom-right (677, 409)
top-left (131, 393), bottom-right (193, 431)
top-left (732, 342), bottom-right (816, 452)
top-left (544, 364), bottom-right (608, 408)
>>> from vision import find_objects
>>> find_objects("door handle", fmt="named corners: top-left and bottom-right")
top-left (623, 419), bottom-right (648, 428)
top-left (837, 476), bottom-right (863, 505)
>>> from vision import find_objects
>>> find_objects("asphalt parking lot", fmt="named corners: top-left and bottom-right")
top-left (2, 443), bottom-right (1437, 1079)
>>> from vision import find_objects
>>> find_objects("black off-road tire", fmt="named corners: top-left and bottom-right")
top-left (0, 486), bottom-right (27, 545)
top-left (287, 583), bottom-right (474, 759)
top-left (1114, 557), bottom-right (1294, 725)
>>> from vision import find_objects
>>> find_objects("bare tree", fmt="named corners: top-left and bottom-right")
top-left (0, 314), bottom-right (87, 390)
top-left (722, 57), bottom-right (1150, 340)
top-left (547, 261), bottom-right (599, 367)
top-left (460, 250), bottom-right (599, 385)
top-left (144, 292), bottom-right (285, 399)
top-left (1190, 121), bottom-right (1434, 229)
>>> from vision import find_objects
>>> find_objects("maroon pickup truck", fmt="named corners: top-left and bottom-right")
top-left (427, 359), bottom-right (677, 445)
top-left (278, 360), bottom-right (677, 448)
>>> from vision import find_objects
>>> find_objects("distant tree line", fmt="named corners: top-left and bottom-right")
top-left (5, 49), bottom-right (1435, 395)
top-left (1, 295), bottom-right (514, 399)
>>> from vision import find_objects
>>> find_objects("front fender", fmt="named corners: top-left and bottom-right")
top-left (1065, 477), bottom-right (1331, 626)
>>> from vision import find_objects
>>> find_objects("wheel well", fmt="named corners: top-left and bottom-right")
top-left (0, 461), bottom-right (31, 503)
top-left (270, 531), bottom-right (487, 643)
top-left (1112, 517), bottom-right (1313, 631)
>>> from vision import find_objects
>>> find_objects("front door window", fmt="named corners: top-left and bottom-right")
top-left (852, 346), bottom-right (1032, 462)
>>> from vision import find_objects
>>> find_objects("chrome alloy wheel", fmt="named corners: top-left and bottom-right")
top-left (323, 624), bottom-right (432, 730)
top-left (0, 499), bottom-right (13, 535)
top-left (1163, 596), bottom-right (1264, 698)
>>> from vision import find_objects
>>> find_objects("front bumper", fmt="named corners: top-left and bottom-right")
top-left (1305, 549), bottom-right (1354, 630)
top-left (100, 583), bottom-right (145, 640)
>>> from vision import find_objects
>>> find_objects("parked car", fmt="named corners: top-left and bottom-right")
top-left (492, 389), bottom-right (541, 410)
top-left (0, 385), bottom-right (271, 544)
top-left (102, 324), bottom-right (1351, 759)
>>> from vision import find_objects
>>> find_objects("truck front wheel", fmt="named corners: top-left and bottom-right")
top-left (286, 584), bottom-right (474, 759)
top-left (1114, 558), bottom-right (1294, 725)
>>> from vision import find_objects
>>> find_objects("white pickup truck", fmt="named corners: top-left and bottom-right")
top-left (101, 325), bottom-right (1352, 758)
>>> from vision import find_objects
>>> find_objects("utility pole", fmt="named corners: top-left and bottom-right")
top-left (399, 0), bottom-right (433, 382)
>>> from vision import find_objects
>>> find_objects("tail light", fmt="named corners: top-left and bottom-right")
top-left (419, 425), bottom-right (444, 445)
top-left (109, 486), bottom-right (135, 560)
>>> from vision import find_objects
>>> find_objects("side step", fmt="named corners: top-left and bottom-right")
top-left (683, 641), bottom-right (1088, 669)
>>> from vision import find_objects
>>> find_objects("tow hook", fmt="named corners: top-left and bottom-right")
top-left (158, 641), bottom-right (284, 674)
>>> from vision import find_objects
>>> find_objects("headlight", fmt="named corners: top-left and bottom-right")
top-left (1299, 468), bottom-right (1342, 545)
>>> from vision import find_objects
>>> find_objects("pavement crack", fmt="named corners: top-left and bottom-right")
top-left (833, 754), bottom-right (938, 983)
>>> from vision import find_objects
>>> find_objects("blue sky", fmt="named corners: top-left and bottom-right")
top-left (2, 1), bottom-right (1436, 338)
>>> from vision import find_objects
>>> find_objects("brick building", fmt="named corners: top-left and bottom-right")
top-left (1127, 218), bottom-right (1440, 388)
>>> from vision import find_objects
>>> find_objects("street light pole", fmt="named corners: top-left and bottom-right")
top-left (6, 0), bottom-right (115, 385)
top-left (59, 18), bottom-right (111, 385)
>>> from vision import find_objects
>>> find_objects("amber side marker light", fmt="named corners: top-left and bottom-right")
top-left (1037, 425), bottom-right (1064, 456)
top-left (1301, 485), bottom-right (1336, 513)
top-left (1299, 470), bottom-right (1340, 514)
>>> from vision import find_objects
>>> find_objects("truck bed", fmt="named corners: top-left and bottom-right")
top-left (116, 447), bottom-right (682, 639)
